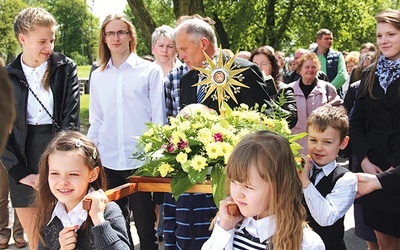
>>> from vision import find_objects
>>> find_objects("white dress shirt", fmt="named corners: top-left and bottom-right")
top-left (48, 187), bottom-right (95, 228)
top-left (21, 58), bottom-right (54, 125)
top-left (303, 161), bottom-right (357, 226)
top-left (201, 216), bottom-right (325, 250)
top-left (87, 53), bottom-right (166, 170)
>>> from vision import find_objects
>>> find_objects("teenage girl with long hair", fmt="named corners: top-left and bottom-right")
top-left (2, 7), bottom-right (80, 248)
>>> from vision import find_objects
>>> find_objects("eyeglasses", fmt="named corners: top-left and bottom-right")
top-left (104, 30), bottom-right (130, 38)
top-left (254, 62), bottom-right (271, 67)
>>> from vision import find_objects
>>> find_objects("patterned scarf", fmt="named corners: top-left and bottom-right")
top-left (376, 55), bottom-right (400, 93)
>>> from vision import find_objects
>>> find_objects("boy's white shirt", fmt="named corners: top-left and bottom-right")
top-left (48, 187), bottom-right (95, 227)
top-left (303, 160), bottom-right (357, 227)
top-left (201, 215), bottom-right (324, 250)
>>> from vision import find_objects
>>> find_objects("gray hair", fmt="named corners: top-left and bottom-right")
top-left (151, 25), bottom-right (175, 46)
top-left (174, 18), bottom-right (217, 48)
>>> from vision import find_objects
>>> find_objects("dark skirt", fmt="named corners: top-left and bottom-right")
top-left (9, 124), bottom-right (53, 207)
top-left (363, 207), bottom-right (400, 238)
top-left (354, 204), bottom-right (377, 242)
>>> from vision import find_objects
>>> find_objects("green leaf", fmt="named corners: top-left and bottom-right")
top-left (288, 132), bottom-right (307, 142)
top-left (188, 167), bottom-right (208, 185)
top-left (170, 175), bottom-right (194, 200)
top-left (210, 165), bottom-right (227, 207)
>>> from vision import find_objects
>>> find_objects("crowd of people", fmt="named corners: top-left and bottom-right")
top-left (1, 5), bottom-right (400, 250)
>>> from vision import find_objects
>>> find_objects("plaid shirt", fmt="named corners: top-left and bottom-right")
top-left (164, 64), bottom-right (189, 118)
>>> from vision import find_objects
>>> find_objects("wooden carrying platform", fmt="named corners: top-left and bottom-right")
top-left (83, 176), bottom-right (212, 210)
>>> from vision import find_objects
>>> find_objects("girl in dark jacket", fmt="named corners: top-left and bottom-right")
top-left (1, 7), bottom-right (79, 248)
top-left (350, 9), bottom-right (400, 249)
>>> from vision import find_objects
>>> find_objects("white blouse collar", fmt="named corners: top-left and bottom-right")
top-left (48, 187), bottom-right (95, 228)
top-left (238, 215), bottom-right (276, 243)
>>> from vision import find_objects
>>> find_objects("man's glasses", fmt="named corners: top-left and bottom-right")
top-left (104, 30), bottom-right (130, 38)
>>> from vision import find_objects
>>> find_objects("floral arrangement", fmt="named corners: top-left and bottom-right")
top-left (133, 103), bottom-right (306, 206)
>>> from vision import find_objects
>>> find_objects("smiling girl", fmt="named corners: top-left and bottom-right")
top-left (33, 131), bottom-right (131, 249)
top-left (2, 8), bottom-right (80, 248)
top-left (202, 131), bottom-right (324, 250)
top-left (350, 9), bottom-right (400, 249)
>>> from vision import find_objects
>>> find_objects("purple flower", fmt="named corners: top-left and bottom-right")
top-left (167, 143), bottom-right (175, 153)
top-left (214, 133), bottom-right (223, 142)
top-left (177, 139), bottom-right (188, 150)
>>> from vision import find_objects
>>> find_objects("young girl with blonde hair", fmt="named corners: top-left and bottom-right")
top-left (2, 7), bottom-right (80, 248)
top-left (202, 131), bottom-right (324, 250)
top-left (33, 131), bottom-right (131, 249)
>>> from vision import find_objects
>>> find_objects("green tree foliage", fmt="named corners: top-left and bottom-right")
top-left (46, 0), bottom-right (99, 65)
top-left (1, 0), bottom-right (399, 63)
top-left (127, 0), bottom-right (400, 56)
top-left (0, 0), bottom-right (26, 63)
top-left (126, 0), bottom-right (175, 56)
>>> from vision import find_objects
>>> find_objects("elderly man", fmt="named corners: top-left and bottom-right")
top-left (163, 18), bottom-right (272, 250)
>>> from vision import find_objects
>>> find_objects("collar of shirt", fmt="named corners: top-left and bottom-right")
top-left (311, 160), bottom-right (337, 183)
top-left (106, 52), bottom-right (138, 70)
top-left (48, 187), bottom-right (95, 228)
top-left (21, 57), bottom-right (48, 85)
top-left (238, 215), bottom-right (276, 242)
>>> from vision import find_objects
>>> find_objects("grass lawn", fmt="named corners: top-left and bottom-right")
top-left (77, 65), bottom-right (91, 79)
top-left (80, 94), bottom-right (90, 134)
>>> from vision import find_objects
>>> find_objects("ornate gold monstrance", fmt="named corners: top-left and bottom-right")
top-left (192, 49), bottom-right (250, 110)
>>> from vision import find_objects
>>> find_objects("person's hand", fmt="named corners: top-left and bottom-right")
top-left (218, 196), bottom-right (243, 231)
top-left (19, 174), bottom-right (39, 190)
top-left (361, 156), bottom-right (383, 174)
top-left (84, 189), bottom-right (107, 226)
top-left (58, 225), bottom-right (78, 250)
top-left (298, 155), bottom-right (312, 189)
top-left (355, 173), bottom-right (382, 198)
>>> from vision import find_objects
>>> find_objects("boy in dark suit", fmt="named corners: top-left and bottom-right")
top-left (298, 105), bottom-right (357, 250)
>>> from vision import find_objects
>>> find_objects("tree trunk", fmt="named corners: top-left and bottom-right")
top-left (127, 0), bottom-right (157, 49)
top-left (172, 0), bottom-right (199, 19)
top-left (265, 0), bottom-right (276, 48)
top-left (212, 13), bottom-right (230, 49)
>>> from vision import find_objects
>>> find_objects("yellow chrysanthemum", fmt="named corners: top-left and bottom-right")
top-left (190, 155), bottom-right (207, 172)
top-left (180, 120), bottom-right (191, 131)
top-left (224, 151), bottom-right (232, 164)
top-left (176, 152), bottom-right (188, 164)
top-left (206, 142), bottom-right (222, 159)
top-left (220, 142), bottom-right (234, 155)
top-left (158, 163), bottom-right (174, 177)
top-left (220, 142), bottom-right (234, 164)
top-left (197, 128), bottom-right (213, 145)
